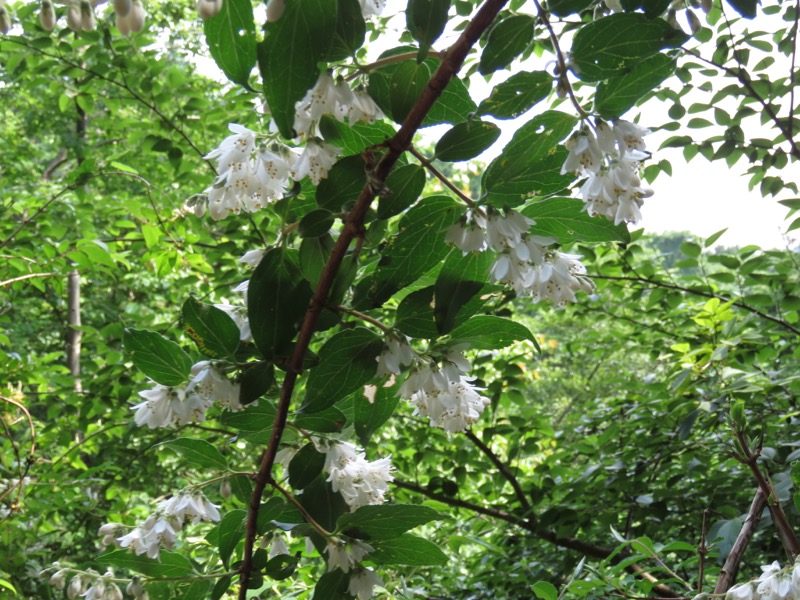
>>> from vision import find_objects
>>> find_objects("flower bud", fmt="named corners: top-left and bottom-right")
top-left (219, 478), bottom-right (232, 499)
top-left (79, 0), bottom-right (94, 31)
top-left (112, 0), bottom-right (132, 17)
top-left (49, 569), bottom-right (67, 589)
top-left (197, 0), bottom-right (222, 20)
top-left (0, 6), bottom-right (10, 34)
top-left (40, 0), bottom-right (56, 31)
top-left (266, 0), bottom-right (285, 22)
top-left (128, 0), bottom-right (145, 32)
top-left (66, 2), bottom-right (81, 30)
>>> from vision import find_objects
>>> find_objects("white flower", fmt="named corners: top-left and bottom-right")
top-left (187, 361), bottom-right (241, 411)
top-left (322, 441), bottom-right (393, 510)
top-left (117, 514), bottom-right (182, 560)
top-left (792, 561), bottom-right (800, 596)
top-left (580, 157), bottom-right (652, 226)
top-left (408, 376), bottom-right (491, 433)
top-left (268, 533), bottom-right (290, 560)
top-left (325, 538), bottom-right (374, 572)
top-left (98, 522), bottom-right (123, 547)
top-left (561, 125), bottom-right (604, 176)
top-left (604, 0), bottom-right (623, 12)
top-left (49, 568), bottom-right (67, 589)
top-left (116, 0), bottom-right (144, 34)
top-left (348, 567), bottom-right (384, 600)
top-left (291, 139), bottom-right (341, 185)
top-left (613, 119), bottom-right (650, 156)
top-left (68, 575), bottom-right (86, 599)
top-left (132, 383), bottom-right (210, 429)
top-left (485, 208), bottom-right (534, 252)
top-left (376, 333), bottom-right (415, 377)
top-left (725, 582), bottom-right (754, 600)
top-left (197, 0), bottom-right (223, 19)
top-left (157, 491), bottom-right (221, 525)
top-left (347, 87), bottom-right (384, 124)
top-left (67, 2), bottom-right (82, 30)
top-left (79, 0), bottom-right (95, 31)
top-left (80, 571), bottom-right (122, 600)
top-left (756, 561), bottom-right (791, 600)
top-left (294, 72), bottom-right (338, 137)
top-left (40, 0), bottom-right (56, 30)
top-left (126, 579), bottom-right (148, 600)
top-left (358, 0), bottom-right (385, 16)
top-left (445, 217), bottom-right (487, 254)
top-left (594, 119), bottom-right (617, 154)
top-left (240, 248), bottom-right (265, 267)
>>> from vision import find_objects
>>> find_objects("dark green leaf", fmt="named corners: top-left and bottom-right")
top-left (434, 251), bottom-right (494, 335)
top-left (97, 550), bottom-right (194, 578)
top-left (321, 118), bottom-right (396, 155)
top-left (369, 196), bottom-right (461, 305)
top-left (239, 362), bottom-right (275, 406)
top-left (316, 155), bottom-right (368, 212)
top-left (336, 504), bottom-right (445, 540)
top-left (160, 438), bottom-right (228, 471)
top-left (300, 475), bottom-right (350, 531)
top-left (620, 0), bottom-right (671, 17)
top-left (395, 286), bottom-right (439, 338)
top-left (258, 0), bottom-right (338, 137)
top-left (302, 328), bottom-right (384, 413)
top-left (521, 197), bottom-right (631, 243)
top-left (300, 233), bottom-right (335, 286)
top-left (299, 209), bottom-right (335, 238)
top-left (369, 533), bottom-right (448, 565)
top-left (483, 111), bottom-right (576, 207)
top-left (725, 0), bottom-right (757, 18)
top-left (449, 316), bottom-right (533, 350)
top-left (378, 164), bottom-right (427, 219)
top-left (407, 0), bottom-right (451, 53)
top-left (477, 71), bottom-right (552, 120)
top-left (247, 247), bottom-right (313, 358)
top-left (289, 442), bottom-right (326, 489)
top-left (182, 297), bottom-right (240, 359)
top-left (313, 570), bottom-right (349, 599)
top-left (211, 576), bottom-right (232, 600)
top-left (548, 0), bottom-right (593, 16)
top-left (221, 402), bottom-right (277, 436)
top-left (479, 15), bottom-right (535, 75)
top-left (532, 581), bottom-right (558, 600)
top-left (354, 384), bottom-right (400, 446)
top-left (327, 0), bottom-right (366, 61)
top-left (265, 553), bottom-right (299, 580)
top-left (294, 405), bottom-right (348, 432)
top-left (124, 328), bottom-right (192, 387)
top-left (177, 580), bottom-right (211, 600)
top-left (595, 54), bottom-right (676, 118)
top-left (435, 120), bottom-right (501, 162)
top-left (203, 0), bottom-right (257, 86)
top-left (390, 60), bottom-right (433, 123)
top-left (218, 509), bottom-right (247, 568)
top-left (229, 474), bottom-right (253, 505)
top-left (571, 13), bottom-right (688, 82)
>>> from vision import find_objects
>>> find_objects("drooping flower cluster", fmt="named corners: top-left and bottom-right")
top-left (561, 119), bottom-right (653, 226)
top-left (376, 332), bottom-right (415, 377)
top-left (398, 346), bottom-right (491, 433)
top-left (725, 560), bottom-right (800, 600)
top-left (100, 490), bottom-right (220, 560)
top-left (132, 361), bottom-right (240, 429)
top-left (293, 71), bottom-right (383, 138)
top-left (320, 441), bottom-right (394, 510)
top-left (446, 207), bottom-right (595, 306)
top-left (47, 568), bottom-right (124, 600)
top-left (6, 0), bottom-right (147, 35)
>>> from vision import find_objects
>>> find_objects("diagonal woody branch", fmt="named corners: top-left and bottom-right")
top-left (237, 0), bottom-right (511, 595)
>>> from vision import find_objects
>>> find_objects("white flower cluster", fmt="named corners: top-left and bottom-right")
top-left (446, 207), bottom-right (594, 306)
top-left (398, 346), bottom-right (491, 433)
top-left (561, 119), bottom-right (653, 226)
top-left (8, 0), bottom-right (147, 35)
top-left (326, 538), bottom-right (374, 572)
top-left (293, 71), bottom-right (384, 138)
top-left (49, 568), bottom-right (124, 600)
top-left (192, 124), bottom-right (295, 220)
top-left (376, 332), bottom-right (415, 377)
top-left (349, 567), bottom-right (384, 600)
top-left (132, 361), bottom-right (240, 429)
top-left (99, 490), bottom-right (220, 560)
top-left (726, 560), bottom-right (800, 600)
top-left (320, 441), bottom-right (394, 510)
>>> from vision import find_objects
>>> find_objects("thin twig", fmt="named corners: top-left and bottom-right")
top-left (334, 304), bottom-right (390, 332)
top-left (408, 146), bottom-right (476, 207)
top-left (237, 1), bottom-right (512, 596)
top-left (0, 272), bottom-right (57, 288)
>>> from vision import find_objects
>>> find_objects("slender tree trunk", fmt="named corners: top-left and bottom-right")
top-left (66, 269), bottom-right (82, 393)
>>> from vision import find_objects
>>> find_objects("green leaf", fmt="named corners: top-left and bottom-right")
top-left (316, 155), bottom-right (368, 212)
top-left (595, 54), bottom-right (676, 118)
top-left (258, 0), bottom-right (338, 137)
top-left (222, 402), bottom-right (277, 437)
top-left (177, 580), bottom-right (212, 600)
top-left (395, 286), bottom-right (439, 338)
top-left (302, 328), bottom-right (384, 413)
top-left (482, 111), bottom-right (577, 207)
top-left (203, 0), bottom-right (257, 86)
top-left (218, 509), bottom-right (247, 568)
top-left (182, 297), bottom-right (240, 359)
top-left (390, 60), bottom-right (434, 123)
top-left (369, 533), bottom-right (448, 565)
top-left (532, 581), bottom-right (558, 600)
top-left (521, 197), bottom-right (631, 244)
top-left (704, 228), bottom-right (728, 247)
top-left (240, 362), bottom-right (275, 406)
top-left (336, 504), bottom-right (445, 540)
top-left (300, 475), bottom-right (350, 531)
top-left (407, 0), bottom-right (451, 54)
top-left (300, 233), bottom-right (335, 286)
top-left (378, 164), bottom-right (427, 219)
top-left (321, 119), bottom-right (397, 156)
top-left (477, 71), bottom-right (552, 120)
top-left (289, 442), bottom-right (326, 489)
top-left (97, 550), bottom-right (194, 578)
top-left (369, 196), bottom-right (461, 305)
top-left (247, 247), bottom-right (313, 358)
top-left (725, 0), bottom-right (757, 18)
top-left (294, 405), bottom-right (347, 432)
top-left (548, 0), bottom-right (593, 16)
top-left (434, 251), bottom-right (494, 335)
top-left (265, 553), bottom-right (299, 580)
top-left (313, 570), bottom-right (349, 599)
top-left (479, 15), bottom-right (535, 75)
top-left (449, 316), bottom-right (533, 350)
top-left (160, 438), bottom-right (228, 471)
top-left (571, 13), bottom-right (688, 82)
top-left (299, 209), bottom-right (335, 238)
top-left (124, 328), bottom-right (192, 387)
top-left (354, 384), bottom-right (400, 446)
top-left (211, 576), bottom-right (232, 600)
top-left (435, 120), bottom-right (501, 162)
top-left (327, 0), bottom-right (366, 61)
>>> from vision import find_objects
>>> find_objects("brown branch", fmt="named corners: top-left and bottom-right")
top-left (594, 274), bottom-right (800, 337)
top-left (237, 1), bottom-right (512, 595)
top-left (464, 430), bottom-right (533, 515)
top-left (735, 431), bottom-right (800, 560)
top-left (408, 145), bottom-right (475, 207)
top-left (393, 479), bottom-right (682, 598)
top-left (713, 490), bottom-right (768, 595)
